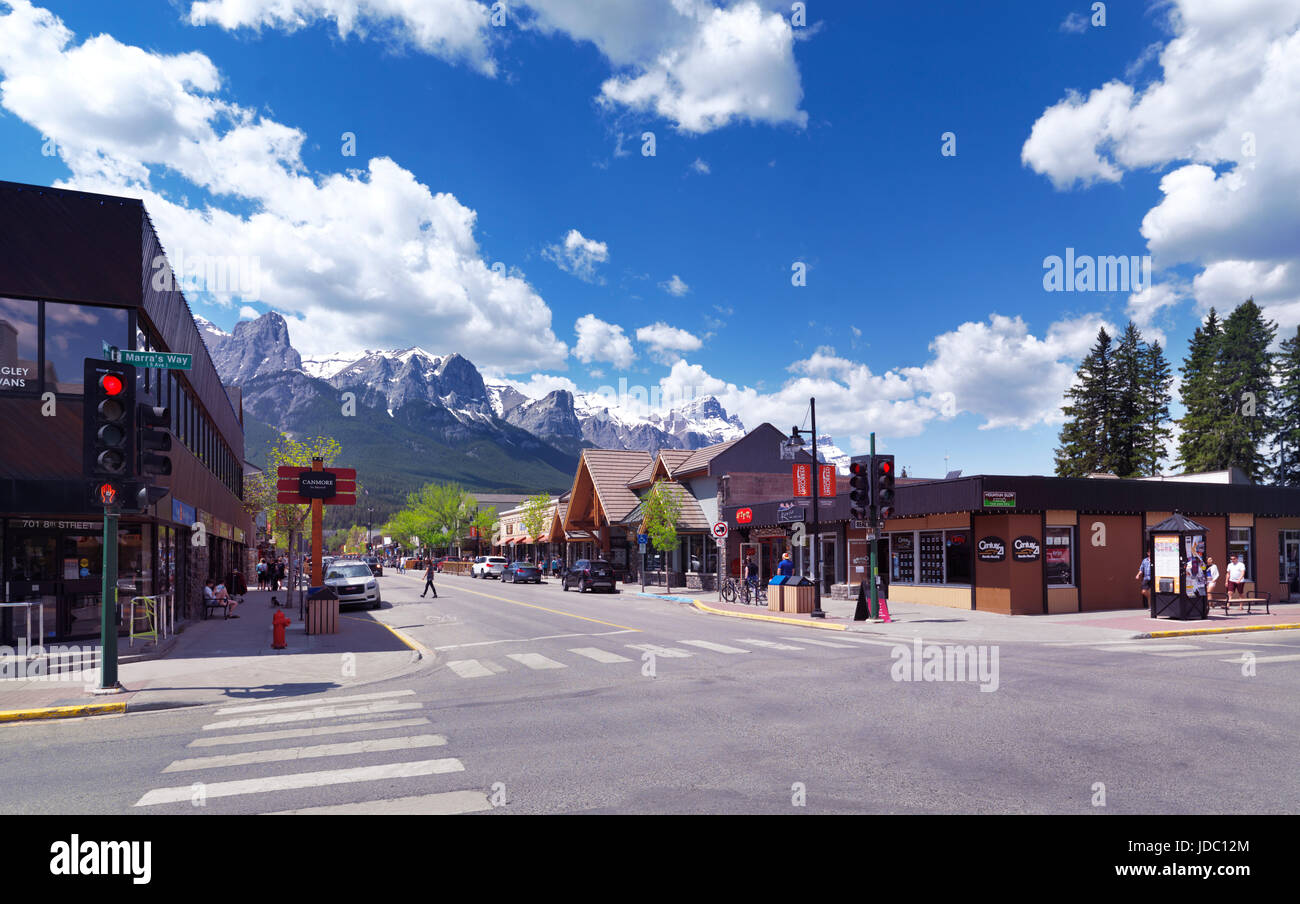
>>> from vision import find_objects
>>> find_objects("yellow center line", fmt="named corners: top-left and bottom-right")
top-left (447, 584), bottom-right (642, 632)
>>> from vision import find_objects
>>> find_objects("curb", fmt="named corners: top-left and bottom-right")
top-left (0, 700), bottom-right (128, 723)
top-left (691, 599), bottom-right (848, 631)
top-left (1136, 622), bottom-right (1300, 639)
top-left (364, 615), bottom-right (437, 661)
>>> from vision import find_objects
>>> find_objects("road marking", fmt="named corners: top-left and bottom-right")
top-left (134, 758), bottom-right (465, 807)
top-left (1220, 653), bottom-right (1300, 664)
top-left (446, 659), bottom-right (506, 678)
top-left (434, 630), bottom-right (635, 651)
top-left (202, 701), bottom-right (422, 731)
top-left (678, 640), bottom-right (750, 654)
top-left (735, 638), bottom-right (804, 650)
top-left (506, 653), bottom-right (567, 670)
top-left (781, 636), bottom-right (857, 648)
top-left (450, 584), bottom-right (642, 632)
top-left (1149, 649), bottom-right (1256, 658)
top-left (215, 689), bottom-right (416, 716)
top-left (1093, 644), bottom-right (1200, 653)
top-left (818, 635), bottom-right (903, 647)
top-left (626, 643), bottom-right (692, 658)
top-left (568, 647), bottom-right (633, 663)
top-left (190, 717), bottom-right (431, 748)
top-left (264, 789), bottom-right (493, 816)
top-left (164, 734), bottom-right (447, 773)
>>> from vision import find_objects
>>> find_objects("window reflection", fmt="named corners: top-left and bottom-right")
top-left (44, 302), bottom-right (128, 393)
top-left (0, 297), bottom-right (39, 393)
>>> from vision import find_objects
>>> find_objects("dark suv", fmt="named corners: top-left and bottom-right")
top-left (563, 559), bottom-right (616, 593)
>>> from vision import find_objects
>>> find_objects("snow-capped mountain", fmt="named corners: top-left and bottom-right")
top-left (198, 311), bottom-right (748, 455)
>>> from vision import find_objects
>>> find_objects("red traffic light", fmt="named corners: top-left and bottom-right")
top-left (850, 461), bottom-right (867, 476)
top-left (100, 374), bottom-right (124, 396)
top-left (879, 460), bottom-right (892, 475)
top-left (97, 482), bottom-right (119, 505)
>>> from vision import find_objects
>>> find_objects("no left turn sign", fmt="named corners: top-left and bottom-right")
top-left (712, 521), bottom-right (728, 540)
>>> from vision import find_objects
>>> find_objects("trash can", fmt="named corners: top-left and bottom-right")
top-left (767, 575), bottom-right (788, 612)
top-left (784, 576), bottom-right (815, 614)
top-left (306, 585), bottom-right (339, 635)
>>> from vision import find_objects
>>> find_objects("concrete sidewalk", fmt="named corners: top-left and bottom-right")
top-left (0, 589), bottom-right (429, 723)
top-left (668, 591), bottom-right (1300, 644)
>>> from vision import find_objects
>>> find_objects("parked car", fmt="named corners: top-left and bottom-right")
top-left (503, 561), bottom-right (541, 584)
top-left (324, 560), bottom-right (382, 610)
top-left (471, 556), bottom-right (509, 579)
top-left (563, 559), bottom-right (616, 593)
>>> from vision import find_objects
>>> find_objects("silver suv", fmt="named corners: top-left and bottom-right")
top-left (471, 556), bottom-right (509, 579)
top-left (324, 560), bottom-right (382, 609)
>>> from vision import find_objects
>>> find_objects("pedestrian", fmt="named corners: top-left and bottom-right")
top-left (1226, 554), bottom-right (1246, 603)
top-left (1135, 554), bottom-right (1152, 609)
top-left (421, 560), bottom-right (438, 598)
top-left (776, 551), bottom-right (794, 578)
top-left (744, 555), bottom-right (759, 591)
top-left (1204, 555), bottom-right (1221, 596)
top-left (256, 559), bottom-right (267, 590)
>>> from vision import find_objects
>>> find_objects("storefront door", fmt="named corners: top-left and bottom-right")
top-left (1284, 533), bottom-right (1300, 599)
top-left (819, 535), bottom-right (837, 592)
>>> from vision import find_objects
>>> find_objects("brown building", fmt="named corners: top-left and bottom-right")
top-left (0, 181), bottom-right (253, 643)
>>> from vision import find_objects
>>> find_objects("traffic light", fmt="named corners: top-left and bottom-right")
top-left (873, 454), bottom-right (896, 520)
top-left (83, 358), bottom-right (136, 479)
top-left (849, 456), bottom-right (871, 521)
top-left (137, 403), bottom-right (173, 478)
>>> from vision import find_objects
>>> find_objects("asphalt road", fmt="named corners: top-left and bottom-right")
top-left (3, 568), bottom-right (1298, 815)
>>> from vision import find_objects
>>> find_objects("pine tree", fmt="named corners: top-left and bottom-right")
top-left (1274, 326), bottom-right (1300, 485)
top-left (1176, 308), bottom-right (1224, 472)
top-left (1055, 327), bottom-right (1114, 477)
top-left (1215, 299), bottom-right (1276, 481)
top-left (1107, 322), bottom-right (1146, 477)
top-left (1139, 340), bottom-right (1174, 476)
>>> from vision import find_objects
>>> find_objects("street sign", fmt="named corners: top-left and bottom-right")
top-left (638, 542), bottom-right (647, 554)
top-left (637, 533), bottom-right (648, 545)
top-left (736, 508), bottom-right (753, 525)
top-left (299, 471), bottom-right (337, 498)
top-left (102, 343), bottom-right (192, 370)
top-left (711, 521), bottom-right (728, 540)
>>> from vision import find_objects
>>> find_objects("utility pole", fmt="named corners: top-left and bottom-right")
top-left (869, 431), bottom-right (879, 621)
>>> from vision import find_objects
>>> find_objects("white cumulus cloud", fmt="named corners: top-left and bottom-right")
top-left (573, 314), bottom-right (636, 369)
top-left (636, 321), bottom-right (702, 364)
top-left (543, 229), bottom-right (609, 282)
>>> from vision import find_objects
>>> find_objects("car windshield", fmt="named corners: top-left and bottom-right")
top-left (327, 565), bottom-right (372, 579)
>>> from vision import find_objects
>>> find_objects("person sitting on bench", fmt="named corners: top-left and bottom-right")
top-left (213, 580), bottom-right (240, 618)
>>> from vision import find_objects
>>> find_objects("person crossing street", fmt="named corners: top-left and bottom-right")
top-left (421, 560), bottom-right (438, 598)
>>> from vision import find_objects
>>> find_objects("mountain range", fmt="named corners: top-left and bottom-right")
top-left (196, 312), bottom-right (750, 521)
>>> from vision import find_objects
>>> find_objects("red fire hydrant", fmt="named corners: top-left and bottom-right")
top-left (272, 610), bottom-right (291, 649)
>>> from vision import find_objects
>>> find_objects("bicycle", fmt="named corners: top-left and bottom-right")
top-left (721, 576), bottom-right (740, 603)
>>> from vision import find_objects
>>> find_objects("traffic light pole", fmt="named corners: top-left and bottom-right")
top-left (810, 398), bottom-right (825, 618)
top-left (869, 431), bottom-right (880, 621)
top-left (96, 506), bottom-right (121, 691)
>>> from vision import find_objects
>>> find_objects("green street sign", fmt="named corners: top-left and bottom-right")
top-left (102, 343), bottom-right (192, 370)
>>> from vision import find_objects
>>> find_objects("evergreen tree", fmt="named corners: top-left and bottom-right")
top-left (1139, 340), bottom-right (1174, 476)
top-left (1176, 308), bottom-right (1224, 472)
top-left (1274, 326), bottom-right (1300, 485)
top-left (1215, 299), bottom-right (1276, 481)
top-left (1055, 327), bottom-right (1113, 477)
top-left (1107, 322), bottom-right (1146, 477)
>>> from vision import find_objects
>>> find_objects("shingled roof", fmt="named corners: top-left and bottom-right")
top-left (621, 481), bottom-right (709, 531)
top-left (674, 436), bottom-right (743, 476)
top-left (576, 449), bottom-right (652, 523)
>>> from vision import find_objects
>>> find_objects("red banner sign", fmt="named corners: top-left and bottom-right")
top-left (793, 463), bottom-right (811, 497)
top-left (276, 466), bottom-right (357, 480)
top-left (820, 464), bottom-right (836, 498)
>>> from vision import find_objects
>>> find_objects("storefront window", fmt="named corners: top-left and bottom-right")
top-left (1046, 527), bottom-right (1074, 586)
top-left (890, 533), bottom-right (915, 582)
top-left (918, 531), bottom-right (944, 583)
top-left (1228, 527), bottom-right (1252, 579)
top-left (44, 302), bottom-right (129, 393)
top-left (704, 538), bottom-right (718, 575)
top-left (945, 531), bottom-right (972, 584)
top-left (0, 297), bottom-right (40, 394)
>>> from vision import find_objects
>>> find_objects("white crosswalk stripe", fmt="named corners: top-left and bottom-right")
top-left (1220, 653), bottom-right (1300, 664)
top-left (202, 700), bottom-right (423, 731)
top-left (134, 758), bottom-right (465, 807)
top-left (446, 659), bottom-right (507, 678)
top-left (679, 640), bottom-right (750, 654)
top-left (568, 647), bottom-right (633, 663)
top-left (626, 643), bottom-right (693, 658)
top-left (190, 717), bottom-right (431, 748)
top-left (507, 653), bottom-right (568, 670)
top-left (163, 734), bottom-right (448, 773)
top-left (735, 638), bottom-right (804, 650)
top-left (781, 636), bottom-right (858, 648)
top-left (215, 689), bottom-right (415, 716)
top-left (263, 790), bottom-right (492, 816)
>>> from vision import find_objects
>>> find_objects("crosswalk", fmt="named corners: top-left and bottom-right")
top-left (438, 633), bottom-right (888, 679)
top-left (1073, 640), bottom-right (1300, 665)
top-left (132, 688), bottom-right (492, 815)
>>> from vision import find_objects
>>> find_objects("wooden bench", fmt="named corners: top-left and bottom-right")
top-left (1207, 590), bottom-right (1271, 616)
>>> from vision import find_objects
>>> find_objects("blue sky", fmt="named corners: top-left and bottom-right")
top-left (2, 0), bottom-right (1296, 478)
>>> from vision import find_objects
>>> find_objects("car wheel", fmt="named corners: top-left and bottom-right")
top-left (371, 599), bottom-right (381, 610)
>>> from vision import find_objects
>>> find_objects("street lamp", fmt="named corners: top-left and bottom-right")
top-left (788, 398), bottom-right (826, 619)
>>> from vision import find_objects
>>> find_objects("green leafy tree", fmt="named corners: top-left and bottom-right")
top-left (641, 479), bottom-right (683, 591)
top-left (1139, 340), bottom-right (1174, 476)
top-left (389, 481), bottom-right (478, 553)
top-left (1177, 308), bottom-right (1225, 473)
top-left (1055, 327), bottom-right (1114, 477)
top-left (471, 506), bottom-right (498, 555)
top-left (1214, 299), bottom-right (1276, 481)
top-left (1273, 326), bottom-right (1300, 485)
top-left (1107, 322), bottom-right (1146, 477)
top-left (521, 493), bottom-right (551, 558)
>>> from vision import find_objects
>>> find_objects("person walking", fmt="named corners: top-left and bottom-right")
top-left (1135, 554), bottom-right (1152, 609)
top-left (256, 559), bottom-right (267, 591)
top-left (776, 551), bottom-right (794, 578)
top-left (744, 555), bottom-right (759, 592)
top-left (421, 560), bottom-right (438, 598)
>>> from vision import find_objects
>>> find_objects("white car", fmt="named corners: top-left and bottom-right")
top-left (471, 556), bottom-right (509, 579)
top-left (324, 560), bottom-right (382, 609)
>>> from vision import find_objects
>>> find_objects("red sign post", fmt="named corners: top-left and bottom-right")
top-left (276, 462), bottom-right (357, 587)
